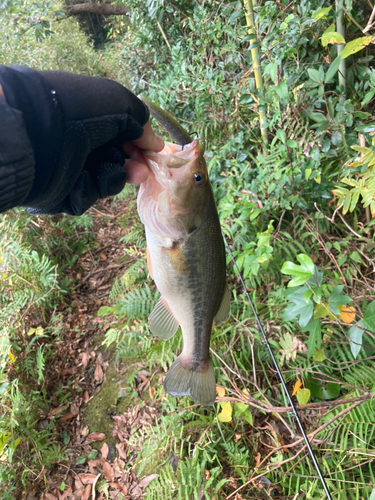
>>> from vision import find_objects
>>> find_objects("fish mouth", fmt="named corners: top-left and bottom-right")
top-left (145, 139), bottom-right (199, 186)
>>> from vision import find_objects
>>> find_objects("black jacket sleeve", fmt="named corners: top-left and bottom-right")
top-left (0, 65), bottom-right (150, 215)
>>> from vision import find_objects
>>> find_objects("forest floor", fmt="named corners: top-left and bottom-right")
top-left (23, 198), bottom-right (167, 500)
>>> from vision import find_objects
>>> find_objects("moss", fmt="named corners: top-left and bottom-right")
top-left (83, 353), bottom-right (141, 449)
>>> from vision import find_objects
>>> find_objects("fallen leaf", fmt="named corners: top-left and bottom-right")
top-left (77, 473), bottom-right (97, 485)
top-left (102, 462), bottom-right (114, 482)
top-left (216, 386), bottom-right (225, 397)
top-left (40, 494), bottom-right (58, 500)
top-left (86, 432), bottom-right (106, 442)
top-left (292, 379), bottom-right (303, 396)
top-left (83, 391), bottom-right (90, 403)
top-left (58, 487), bottom-right (73, 500)
top-left (254, 452), bottom-right (261, 466)
top-left (79, 352), bottom-right (91, 369)
top-left (94, 363), bottom-right (104, 384)
top-left (340, 305), bottom-right (356, 324)
top-left (80, 425), bottom-right (89, 437)
top-left (131, 485), bottom-right (142, 496)
top-left (81, 484), bottom-right (91, 500)
top-left (115, 443), bottom-right (127, 460)
top-left (70, 402), bottom-right (80, 416)
top-left (138, 474), bottom-right (159, 489)
top-left (101, 442), bottom-right (109, 459)
top-left (59, 412), bottom-right (77, 422)
top-left (100, 253), bottom-right (107, 260)
top-left (217, 402), bottom-right (232, 423)
top-left (48, 405), bottom-right (68, 417)
top-left (234, 433), bottom-right (242, 442)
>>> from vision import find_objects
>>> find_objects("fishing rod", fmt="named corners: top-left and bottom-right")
top-left (223, 238), bottom-right (333, 500)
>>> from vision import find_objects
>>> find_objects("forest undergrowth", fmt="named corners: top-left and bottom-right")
top-left (1, 0), bottom-right (375, 499)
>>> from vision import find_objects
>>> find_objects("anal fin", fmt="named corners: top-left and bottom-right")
top-left (148, 297), bottom-right (179, 340)
top-left (214, 284), bottom-right (231, 325)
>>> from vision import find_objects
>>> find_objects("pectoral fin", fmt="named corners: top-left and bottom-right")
top-left (149, 297), bottom-right (179, 340)
top-left (214, 284), bottom-right (231, 325)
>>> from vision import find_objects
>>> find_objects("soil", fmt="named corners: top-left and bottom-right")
top-left (21, 197), bottom-right (165, 500)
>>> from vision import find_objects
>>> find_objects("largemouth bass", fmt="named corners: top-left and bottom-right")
top-left (137, 139), bottom-right (230, 405)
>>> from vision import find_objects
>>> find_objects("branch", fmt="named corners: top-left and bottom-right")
top-left (66, 3), bottom-right (130, 16)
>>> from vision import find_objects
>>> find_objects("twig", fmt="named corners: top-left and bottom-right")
top-left (336, 211), bottom-right (363, 239)
top-left (363, 4), bottom-right (375, 32)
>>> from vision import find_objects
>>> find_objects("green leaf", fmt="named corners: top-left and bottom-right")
top-left (303, 318), bottom-right (321, 357)
top-left (296, 388), bottom-right (311, 405)
top-left (287, 139), bottom-right (297, 148)
top-left (283, 300), bottom-right (314, 327)
top-left (313, 348), bottom-right (326, 362)
top-left (341, 36), bottom-right (372, 59)
top-left (362, 90), bottom-right (375, 106)
top-left (234, 402), bottom-right (253, 426)
top-left (307, 378), bottom-right (341, 400)
top-left (321, 31), bottom-right (345, 46)
top-left (275, 81), bottom-right (289, 100)
top-left (364, 301), bottom-right (375, 332)
top-left (281, 254), bottom-right (315, 284)
top-left (348, 321), bottom-right (365, 358)
top-left (312, 6), bottom-right (332, 20)
top-left (76, 456), bottom-right (86, 464)
top-left (328, 285), bottom-right (352, 315)
top-left (97, 306), bottom-right (115, 317)
top-left (324, 55), bottom-right (342, 83)
top-left (369, 488), bottom-right (375, 500)
top-left (309, 112), bottom-right (327, 123)
top-left (307, 68), bottom-right (322, 84)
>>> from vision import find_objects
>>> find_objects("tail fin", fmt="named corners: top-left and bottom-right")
top-left (163, 355), bottom-right (216, 406)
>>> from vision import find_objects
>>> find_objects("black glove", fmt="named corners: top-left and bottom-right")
top-left (0, 66), bottom-right (149, 215)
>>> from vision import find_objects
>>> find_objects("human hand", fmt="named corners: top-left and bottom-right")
top-left (123, 121), bottom-right (164, 184)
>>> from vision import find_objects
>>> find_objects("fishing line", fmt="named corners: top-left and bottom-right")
top-left (223, 236), bottom-right (333, 500)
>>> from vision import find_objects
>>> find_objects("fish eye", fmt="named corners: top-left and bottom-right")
top-left (194, 173), bottom-right (205, 185)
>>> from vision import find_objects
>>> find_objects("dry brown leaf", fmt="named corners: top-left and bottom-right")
top-left (102, 461), bottom-right (115, 481)
top-left (234, 434), bottom-right (242, 443)
top-left (59, 412), bottom-right (77, 422)
top-left (86, 432), bottom-right (106, 442)
top-left (79, 352), bottom-right (91, 369)
top-left (77, 473), bottom-right (97, 485)
top-left (40, 494), bottom-right (58, 500)
top-left (131, 485), bottom-right (142, 496)
top-left (80, 425), bottom-right (89, 437)
top-left (70, 402), bottom-right (80, 416)
top-left (115, 443), bottom-right (127, 460)
top-left (100, 253), bottom-right (107, 260)
top-left (48, 405), bottom-right (68, 417)
top-left (58, 487), bottom-right (72, 500)
top-left (254, 452), bottom-right (261, 467)
top-left (81, 484), bottom-right (92, 500)
top-left (94, 363), bottom-right (104, 384)
top-left (87, 459), bottom-right (105, 472)
top-left (138, 474), bottom-right (159, 489)
top-left (101, 442), bottom-right (109, 459)
top-left (83, 390), bottom-right (90, 403)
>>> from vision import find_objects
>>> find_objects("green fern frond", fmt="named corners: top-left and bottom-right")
top-left (115, 283), bottom-right (159, 320)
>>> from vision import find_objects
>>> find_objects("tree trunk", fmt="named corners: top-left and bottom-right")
top-left (66, 3), bottom-right (130, 16)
